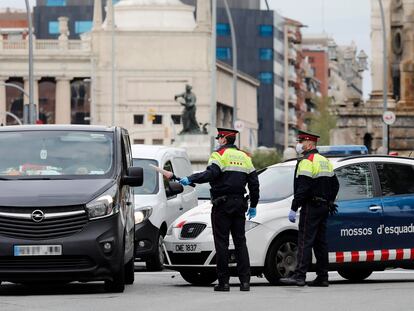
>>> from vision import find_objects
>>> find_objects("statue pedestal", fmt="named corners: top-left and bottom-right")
top-left (173, 134), bottom-right (210, 171)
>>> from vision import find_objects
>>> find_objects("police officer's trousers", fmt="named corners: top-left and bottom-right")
top-left (211, 197), bottom-right (250, 284)
top-left (295, 201), bottom-right (329, 281)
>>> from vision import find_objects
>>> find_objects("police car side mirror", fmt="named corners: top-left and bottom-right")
top-left (166, 181), bottom-right (184, 197)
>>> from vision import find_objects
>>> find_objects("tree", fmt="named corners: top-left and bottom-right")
top-left (251, 148), bottom-right (282, 170)
top-left (306, 96), bottom-right (337, 145)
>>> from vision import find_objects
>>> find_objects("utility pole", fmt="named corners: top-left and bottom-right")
top-left (378, 0), bottom-right (388, 153)
top-left (210, 0), bottom-right (217, 152)
top-left (24, 0), bottom-right (35, 124)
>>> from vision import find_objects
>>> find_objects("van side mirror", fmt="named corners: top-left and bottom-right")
top-left (166, 181), bottom-right (184, 197)
top-left (124, 167), bottom-right (144, 187)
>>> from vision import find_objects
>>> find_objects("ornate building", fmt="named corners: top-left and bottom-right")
top-left (0, 0), bottom-right (259, 151)
top-left (332, 0), bottom-right (414, 154)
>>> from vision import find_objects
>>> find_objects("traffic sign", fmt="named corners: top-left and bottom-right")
top-left (382, 111), bottom-right (396, 125)
top-left (234, 120), bottom-right (245, 133)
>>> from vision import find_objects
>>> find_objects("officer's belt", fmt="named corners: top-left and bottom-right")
top-left (312, 196), bottom-right (329, 203)
top-left (211, 194), bottom-right (244, 205)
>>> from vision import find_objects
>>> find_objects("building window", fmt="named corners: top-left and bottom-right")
top-left (259, 48), bottom-right (273, 60)
top-left (134, 114), bottom-right (144, 124)
top-left (48, 21), bottom-right (60, 34)
top-left (46, 0), bottom-right (66, 6)
top-left (259, 25), bottom-right (273, 37)
top-left (153, 139), bottom-right (163, 145)
top-left (134, 139), bottom-right (145, 144)
top-left (217, 47), bottom-right (231, 60)
top-left (258, 72), bottom-right (274, 84)
top-left (217, 23), bottom-right (230, 36)
top-left (71, 79), bottom-right (90, 125)
top-left (75, 21), bottom-right (93, 34)
top-left (171, 115), bottom-right (181, 124)
top-left (153, 115), bottom-right (163, 125)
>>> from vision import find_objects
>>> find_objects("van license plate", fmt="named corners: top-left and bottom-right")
top-left (173, 244), bottom-right (200, 253)
top-left (14, 245), bottom-right (62, 256)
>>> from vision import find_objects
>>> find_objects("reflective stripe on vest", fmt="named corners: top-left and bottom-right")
top-left (296, 153), bottom-right (334, 178)
top-left (208, 148), bottom-right (255, 174)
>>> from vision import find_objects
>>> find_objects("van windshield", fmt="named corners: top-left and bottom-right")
top-left (258, 165), bottom-right (295, 203)
top-left (0, 130), bottom-right (114, 179)
top-left (133, 159), bottom-right (159, 195)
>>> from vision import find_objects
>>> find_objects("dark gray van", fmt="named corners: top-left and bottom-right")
top-left (0, 125), bottom-right (143, 293)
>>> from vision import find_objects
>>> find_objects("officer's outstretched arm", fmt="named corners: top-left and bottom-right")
top-left (187, 163), bottom-right (221, 184)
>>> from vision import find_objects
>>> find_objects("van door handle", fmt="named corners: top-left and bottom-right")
top-left (369, 205), bottom-right (382, 211)
top-left (179, 207), bottom-right (183, 211)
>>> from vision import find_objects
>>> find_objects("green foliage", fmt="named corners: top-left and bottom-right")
top-left (251, 149), bottom-right (282, 170)
top-left (306, 96), bottom-right (337, 145)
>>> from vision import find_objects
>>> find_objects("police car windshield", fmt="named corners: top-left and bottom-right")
top-left (258, 165), bottom-right (295, 203)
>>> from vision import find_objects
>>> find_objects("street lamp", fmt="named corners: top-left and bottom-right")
top-left (222, 0), bottom-right (238, 140)
top-left (357, 50), bottom-right (368, 71)
top-left (24, 0), bottom-right (35, 125)
top-left (327, 40), bottom-right (337, 61)
top-left (378, 0), bottom-right (388, 153)
top-left (210, 0), bottom-right (217, 152)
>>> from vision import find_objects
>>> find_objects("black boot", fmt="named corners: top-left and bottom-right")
top-left (214, 283), bottom-right (230, 292)
top-left (240, 282), bottom-right (250, 291)
top-left (279, 277), bottom-right (306, 286)
top-left (308, 277), bottom-right (329, 287)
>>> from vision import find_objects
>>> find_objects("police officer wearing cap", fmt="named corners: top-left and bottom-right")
top-left (179, 128), bottom-right (260, 292)
top-left (280, 130), bottom-right (339, 287)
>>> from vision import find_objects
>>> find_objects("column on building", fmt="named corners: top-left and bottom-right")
top-left (196, 0), bottom-right (211, 30)
top-left (55, 77), bottom-right (72, 124)
top-left (0, 77), bottom-right (6, 125)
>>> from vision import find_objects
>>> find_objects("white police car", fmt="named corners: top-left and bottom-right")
top-left (163, 155), bottom-right (414, 285)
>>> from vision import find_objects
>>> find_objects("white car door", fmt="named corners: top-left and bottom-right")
top-left (163, 160), bottom-right (183, 226)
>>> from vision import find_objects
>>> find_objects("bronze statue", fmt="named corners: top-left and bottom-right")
top-left (175, 84), bottom-right (201, 134)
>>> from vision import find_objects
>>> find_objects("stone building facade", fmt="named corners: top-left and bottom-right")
top-left (333, 0), bottom-right (414, 154)
top-left (0, 0), bottom-right (259, 152)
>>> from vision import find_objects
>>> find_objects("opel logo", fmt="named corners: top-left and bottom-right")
top-left (31, 210), bottom-right (45, 223)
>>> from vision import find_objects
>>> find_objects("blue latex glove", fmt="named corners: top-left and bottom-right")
top-left (247, 207), bottom-right (256, 220)
top-left (288, 210), bottom-right (296, 223)
top-left (179, 177), bottom-right (191, 186)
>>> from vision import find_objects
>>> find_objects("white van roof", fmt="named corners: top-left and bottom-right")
top-left (131, 144), bottom-right (189, 161)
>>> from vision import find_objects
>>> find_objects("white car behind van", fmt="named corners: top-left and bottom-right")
top-left (132, 145), bottom-right (198, 270)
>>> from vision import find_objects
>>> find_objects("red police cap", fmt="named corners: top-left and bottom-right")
top-left (216, 128), bottom-right (239, 139)
top-left (296, 129), bottom-right (320, 142)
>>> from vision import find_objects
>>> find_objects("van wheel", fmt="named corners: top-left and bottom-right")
top-left (124, 256), bottom-right (135, 285)
top-left (180, 271), bottom-right (217, 286)
top-left (264, 234), bottom-right (298, 285)
top-left (146, 233), bottom-right (165, 271)
top-left (338, 268), bottom-right (372, 282)
top-left (105, 246), bottom-right (126, 293)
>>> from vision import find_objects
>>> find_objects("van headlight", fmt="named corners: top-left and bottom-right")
top-left (86, 184), bottom-right (118, 220)
top-left (245, 220), bottom-right (259, 232)
top-left (134, 206), bottom-right (153, 224)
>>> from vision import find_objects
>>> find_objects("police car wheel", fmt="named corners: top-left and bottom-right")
top-left (264, 234), bottom-right (298, 285)
top-left (180, 271), bottom-right (217, 286)
top-left (146, 233), bottom-right (165, 272)
top-left (338, 268), bottom-right (372, 282)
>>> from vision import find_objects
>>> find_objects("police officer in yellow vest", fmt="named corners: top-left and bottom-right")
top-left (179, 128), bottom-right (260, 292)
top-left (280, 130), bottom-right (339, 287)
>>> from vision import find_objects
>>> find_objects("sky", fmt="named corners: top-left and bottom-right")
top-left (1, 0), bottom-right (372, 97)
top-left (262, 0), bottom-right (372, 98)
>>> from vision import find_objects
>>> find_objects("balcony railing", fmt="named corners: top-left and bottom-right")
top-left (0, 39), bottom-right (90, 52)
